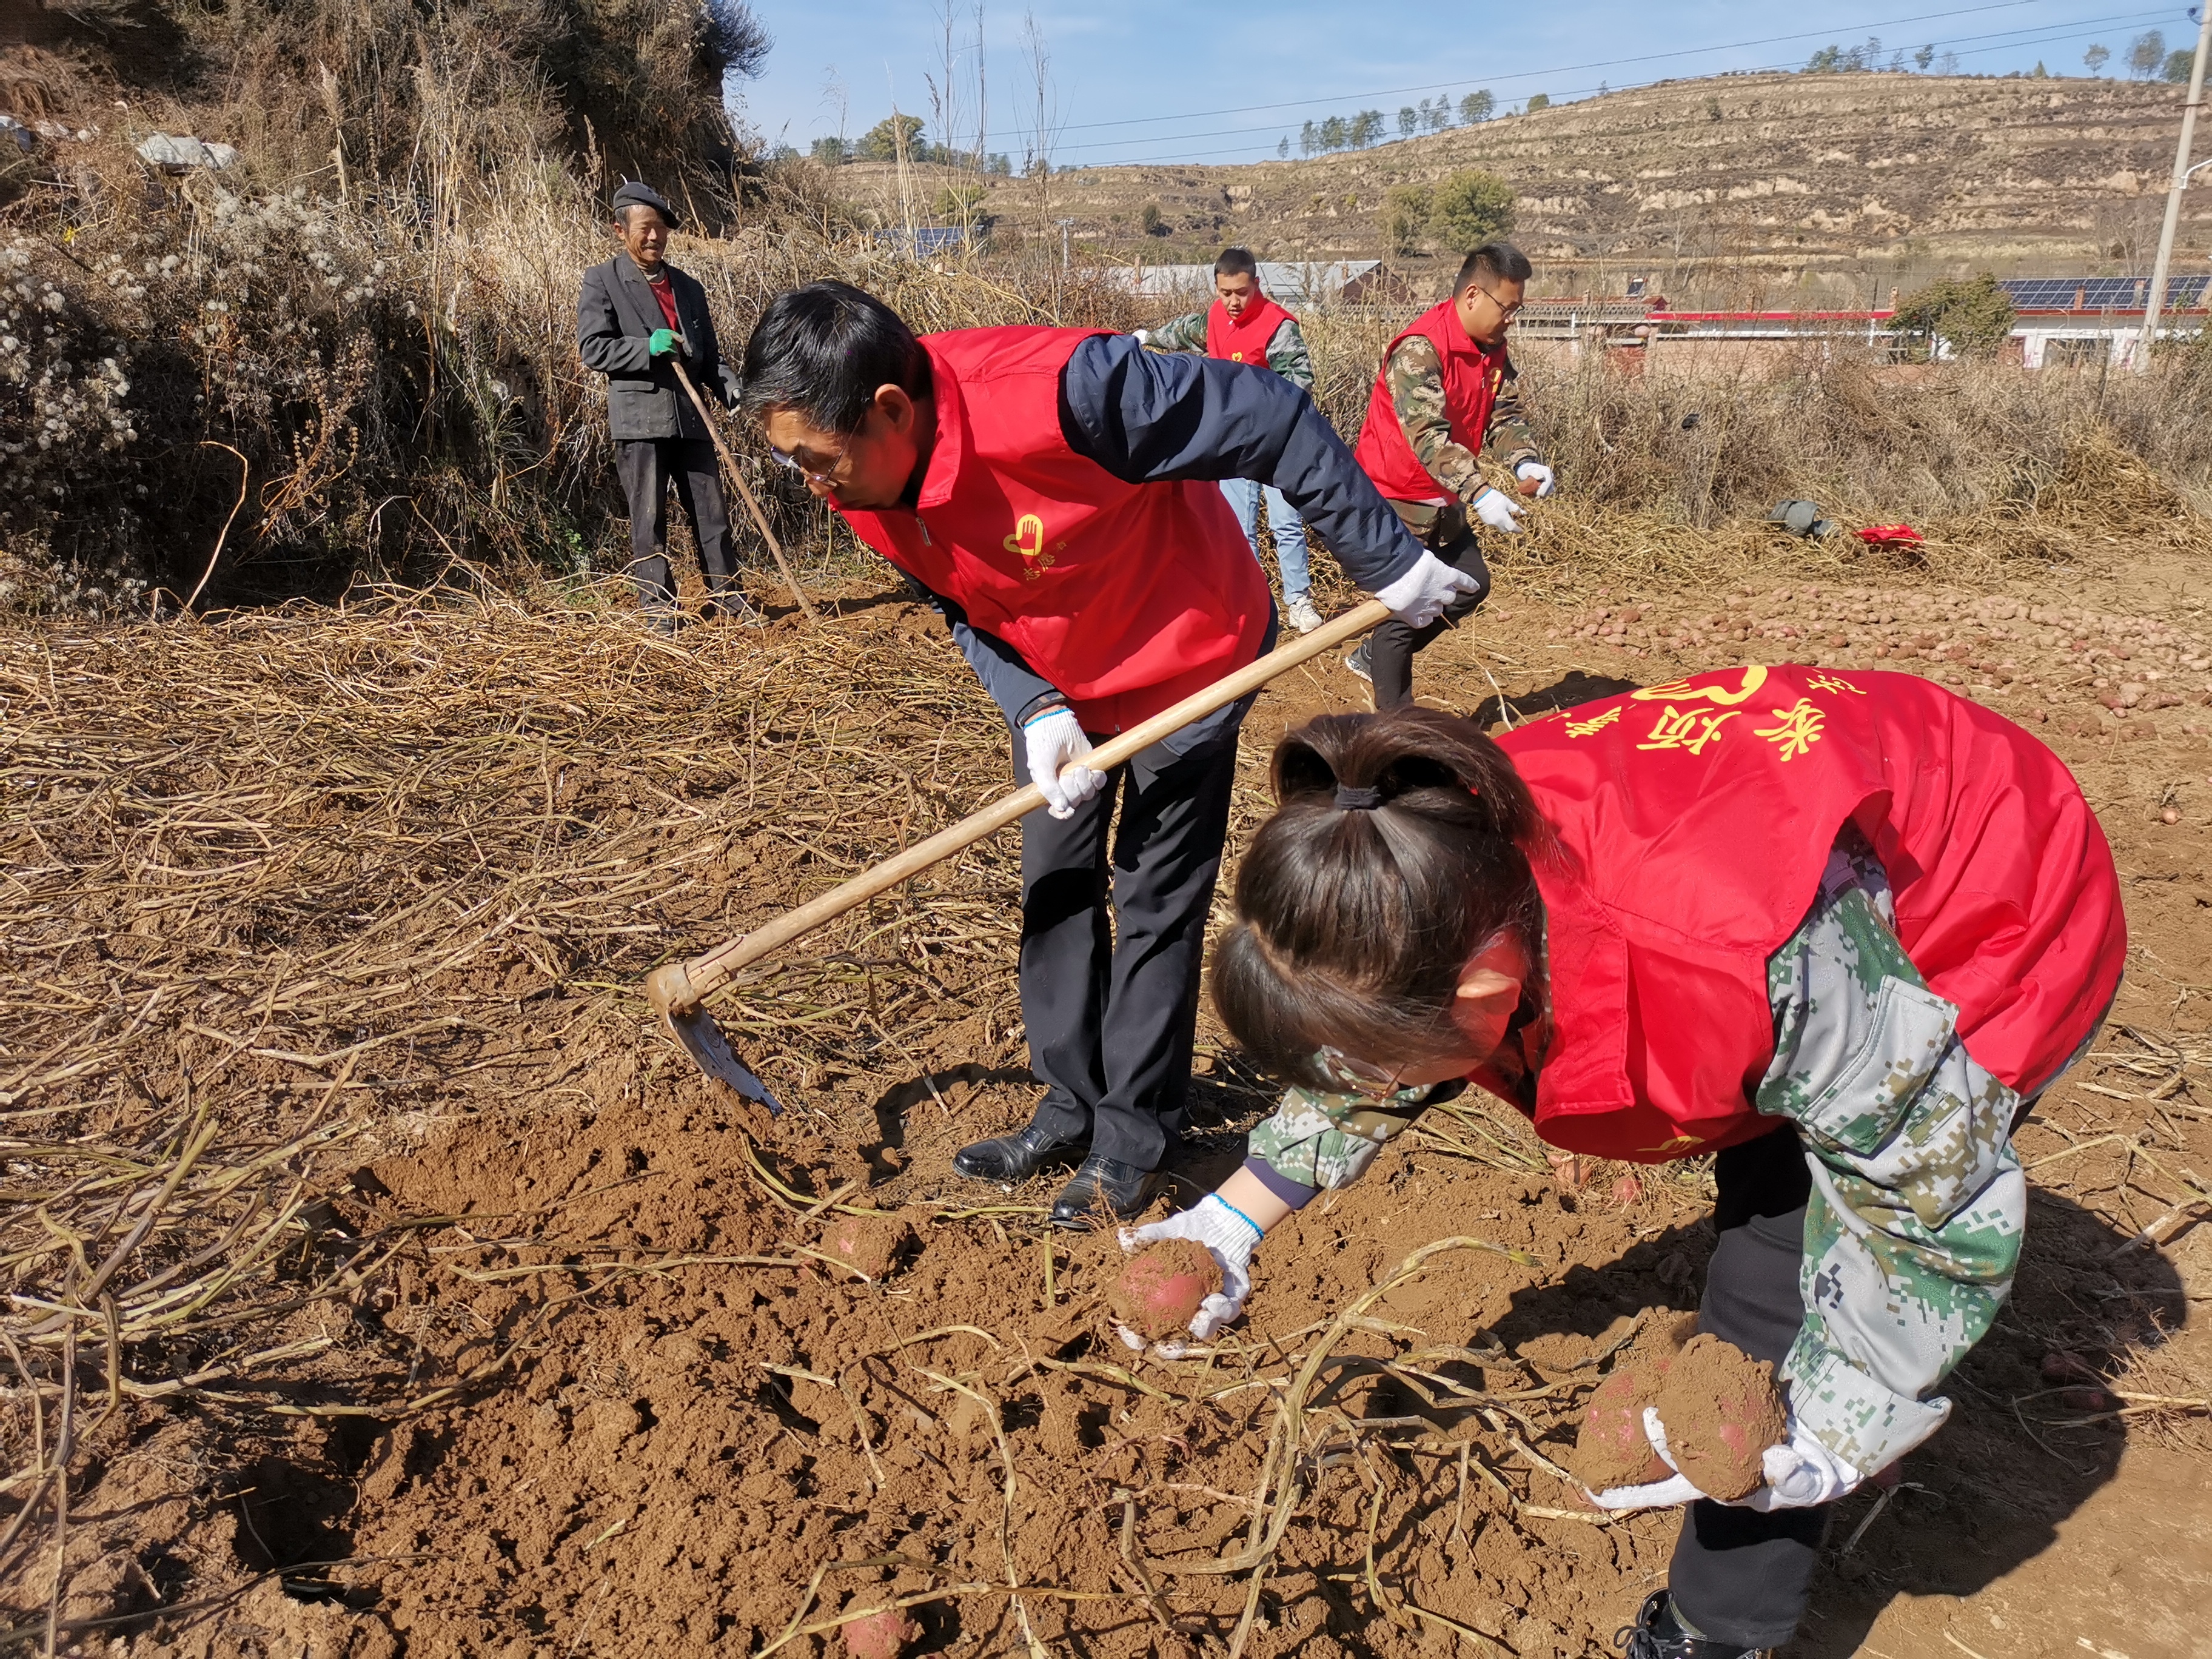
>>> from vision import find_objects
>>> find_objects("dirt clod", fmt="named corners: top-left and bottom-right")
top-left (819, 1214), bottom-right (917, 1280)
top-left (1654, 1334), bottom-right (1789, 1501)
top-left (1109, 1239), bottom-right (1221, 1339)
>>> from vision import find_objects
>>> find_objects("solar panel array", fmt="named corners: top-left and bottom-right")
top-left (1999, 275), bottom-right (2212, 311)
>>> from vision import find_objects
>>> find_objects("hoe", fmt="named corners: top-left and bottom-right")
top-left (645, 597), bottom-right (1395, 1108)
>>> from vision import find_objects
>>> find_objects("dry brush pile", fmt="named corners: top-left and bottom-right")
top-left (0, 585), bottom-right (1706, 1655)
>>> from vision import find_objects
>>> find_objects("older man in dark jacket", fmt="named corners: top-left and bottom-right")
top-left (577, 181), bottom-right (749, 627)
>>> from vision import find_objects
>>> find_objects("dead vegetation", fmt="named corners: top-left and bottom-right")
top-left (1, 546), bottom-right (2208, 1651)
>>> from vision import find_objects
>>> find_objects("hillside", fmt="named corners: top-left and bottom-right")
top-left (830, 72), bottom-right (2210, 305)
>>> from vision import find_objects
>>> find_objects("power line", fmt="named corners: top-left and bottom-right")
top-left (1042, 7), bottom-right (2179, 163)
top-left (999, 0), bottom-right (2079, 143)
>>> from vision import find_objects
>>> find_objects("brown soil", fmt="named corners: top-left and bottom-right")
top-left (1654, 1335), bottom-right (1789, 1502)
top-left (5, 543), bottom-right (2212, 1657)
top-left (820, 1213), bottom-right (921, 1281)
top-left (1109, 1239), bottom-right (1223, 1339)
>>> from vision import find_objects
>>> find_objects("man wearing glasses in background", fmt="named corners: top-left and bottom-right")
top-left (1348, 241), bottom-right (1555, 708)
top-left (734, 280), bottom-right (1477, 1227)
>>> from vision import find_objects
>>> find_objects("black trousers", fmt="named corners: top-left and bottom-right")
top-left (1369, 505), bottom-right (1492, 711)
top-left (614, 437), bottom-right (734, 610)
top-left (1011, 728), bottom-right (1241, 1171)
top-left (1669, 1126), bottom-right (1828, 1652)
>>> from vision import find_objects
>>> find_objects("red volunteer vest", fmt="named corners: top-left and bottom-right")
top-left (835, 327), bottom-right (1270, 734)
top-left (1472, 665), bottom-right (2125, 1162)
top-left (1204, 295), bottom-right (1294, 370)
top-left (1352, 299), bottom-right (1509, 504)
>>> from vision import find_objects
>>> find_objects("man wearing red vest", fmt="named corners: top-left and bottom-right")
top-left (1134, 248), bottom-right (1324, 635)
top-left (736, 281), bottom-right (1480, 1226)
top-left (1350, 241), bottom-right (1553, 707)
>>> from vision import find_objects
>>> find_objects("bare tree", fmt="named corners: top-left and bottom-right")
top-left (1021, 13), bottom-right (1059, 221)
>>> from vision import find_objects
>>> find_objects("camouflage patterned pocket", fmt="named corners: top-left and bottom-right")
top-left (1795, 975), bottom-right (1958, 1157)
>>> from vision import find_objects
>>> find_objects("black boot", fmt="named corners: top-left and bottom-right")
top-left (1615, 1591), bottom-right (1762, 1659)
top-left (1048, 1153), bottom-right (1162, 1230)
top-left (951, 1120), bottom-right (1088, 1185)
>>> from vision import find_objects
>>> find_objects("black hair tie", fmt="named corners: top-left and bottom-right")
top-left (1334, 785), bottom-right (1383, 811)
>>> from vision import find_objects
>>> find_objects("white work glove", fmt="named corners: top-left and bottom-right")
top-left (1022, 706), bottom-right (1107, 821)
top-left (1470, 486), bottom-right (1527, 535)
top-left (1583, 1406), bottom-right (1862, 1513)
top-left (1513, 459), bottom-right (1556, 498)
top-left (1114, 1193), bottom-right (1261, 1353)
top-left (1373, 548), bottom-right (1484, 630)
top-left (1131, 327), bottom-right (1153, 347)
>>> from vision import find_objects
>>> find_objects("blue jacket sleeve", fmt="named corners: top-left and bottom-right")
top-left (1056, 332), bottom-right (1424, 594)
top-left (916, 586), bottom-right (1057, 728)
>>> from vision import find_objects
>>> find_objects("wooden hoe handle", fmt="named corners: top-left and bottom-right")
top-left (670, 356), bottom-right (818, 622)
top-left (645, 596), bottom-right (1393, 1016)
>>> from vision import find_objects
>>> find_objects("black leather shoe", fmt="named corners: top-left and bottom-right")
top-left (1048, 1153), bottom-right (1162, 1230)
top-left (951, 1121), bottom-right (1087, 1185)
top-left (1614, 1591), bottom-right (1763, 1659)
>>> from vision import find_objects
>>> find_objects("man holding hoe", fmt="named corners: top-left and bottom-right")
top-left (577, 180), bottom-right (751, 631)
top-left (1134, 247), bottom-right (1326, 635)
top-left (1350, 241), bottom-right (1555, 706)
top-left (736, 280), bottom-right (1480, 1225)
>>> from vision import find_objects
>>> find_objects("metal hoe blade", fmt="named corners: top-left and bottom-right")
top-left (664, 1003), bottom-right (783, 1116)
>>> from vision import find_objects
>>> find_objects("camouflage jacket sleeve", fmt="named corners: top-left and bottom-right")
top-left (1485, 358), bottom-right (1542, 469)
top-left (1755, 833), bottom-right (2026, 1477)
top-left (1266, 317), bottom-right (1316, 392)
top-left (1383, 337), bottom-right (1542, 501)
top-left (1384, 335), bottom-right (1483, 504)
top-left (1140, 310), bottom-right (1209, 354)
top-left (1245, 1078), bottom-right (1438, 1190)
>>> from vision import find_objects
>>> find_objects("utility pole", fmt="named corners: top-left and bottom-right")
top-left (2139, 2), bottom-right (2212, 368)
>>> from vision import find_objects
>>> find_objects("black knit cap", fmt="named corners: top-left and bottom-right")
top-left (611, 179), bottom-right (680, 230)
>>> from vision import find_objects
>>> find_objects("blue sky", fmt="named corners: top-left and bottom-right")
top-left (736, 0), bottom-right (2199, 168)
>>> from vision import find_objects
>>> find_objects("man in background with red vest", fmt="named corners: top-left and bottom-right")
top-left (737, 281), bottom-right (1480, 1227)
top-left (1350, 242), bottom-right (1554, 708)
top-left (1134, 248), bottom-right (1325, 635)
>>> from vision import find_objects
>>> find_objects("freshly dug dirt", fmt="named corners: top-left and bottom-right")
top-left (5, 557), bottom-right (2212, 1657)
top-left (1109, 1239), bottom-right (1222, 1338)
top-left (820, 1213), bottom-right (920, 1280)
top-left (1654, 1335), bottom-right (1790, 1501)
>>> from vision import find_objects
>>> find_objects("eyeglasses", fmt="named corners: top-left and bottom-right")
top-left (767, 437), bottom-right (852, 485)
top-left (1470, 285), bottom-right (1525, 319)
top-left (1312, 1045), bottom-right (1419, 1099)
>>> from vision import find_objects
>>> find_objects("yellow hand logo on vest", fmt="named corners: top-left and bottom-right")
top-left (1230, 350), bottom-right (1246, 361)
top-left (1001, 513), bottom-right (1055, 580)
top-left (1631, 665), bottom-right (1769, 706)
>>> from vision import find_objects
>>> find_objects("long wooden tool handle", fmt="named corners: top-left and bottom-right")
top-left (646, 595), bottom-right (1393, 1016)
top-left (671, 357), bottom-right (818, 622)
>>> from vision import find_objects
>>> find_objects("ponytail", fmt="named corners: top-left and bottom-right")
top-left (1212, 706), bottom-right (1550, 1090)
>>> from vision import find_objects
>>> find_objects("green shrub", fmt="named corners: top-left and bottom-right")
top-left (1892, 273), bottom-right (2016, 359)
top-left (1428, 171), bottom-right (1517, 253)
top-left (1382, 183), bottom-right (1432, 256)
